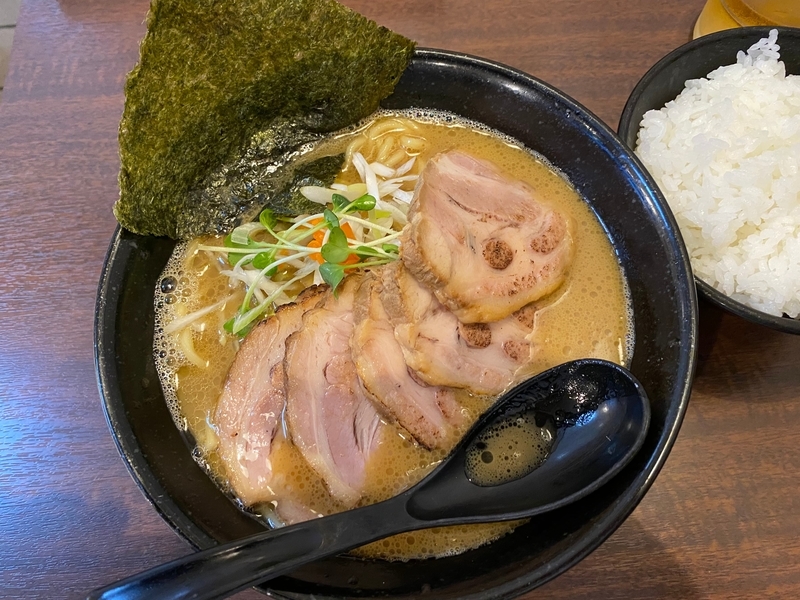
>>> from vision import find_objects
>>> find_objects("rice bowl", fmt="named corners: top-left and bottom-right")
top-left (619, 26), bottom-right (800, 333)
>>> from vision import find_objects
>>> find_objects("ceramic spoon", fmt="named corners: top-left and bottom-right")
top-left (87, 358), bottom-right (650, 600)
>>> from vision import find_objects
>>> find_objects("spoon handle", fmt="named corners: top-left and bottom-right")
top-left (86, 495), bottom-right (415, 600)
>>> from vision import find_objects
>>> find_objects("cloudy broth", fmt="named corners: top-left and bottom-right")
top-left (153, 110), bottom-right (633, 560)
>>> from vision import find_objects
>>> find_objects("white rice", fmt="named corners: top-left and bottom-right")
top-left (636, 29), bottom-right (800, 318)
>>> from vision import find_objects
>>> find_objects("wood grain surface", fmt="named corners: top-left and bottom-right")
top-left (1, 1), bottom-right (799, 598)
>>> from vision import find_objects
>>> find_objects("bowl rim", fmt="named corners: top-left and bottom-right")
top-left (618, 25), bottom-right (800, 334)
top-left (95, 46), bottom-right (698, 599)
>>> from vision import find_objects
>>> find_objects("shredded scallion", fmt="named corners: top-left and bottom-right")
top-left (192, 151), bottom-right (419, 336)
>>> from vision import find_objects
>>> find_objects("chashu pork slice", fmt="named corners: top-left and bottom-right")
top-left (401, 150), bottom-right (573, 323)
top-left (381, 261), bottom-right (536, 396)
top-left (284, 275), bottom-right (384, 508)
top-left (213, 285), bottom-right (327, 511)
top-left (351, 272), bottom-right (464, 450)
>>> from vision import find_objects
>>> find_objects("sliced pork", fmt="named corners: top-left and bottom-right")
top-left (401, 150), bottom-right (573, 323)
top-left (213, 151), bottom-right (574, 522)
top-left (351, 272), bottom-right (464, 450)
top-left (381, 261), bottom-right (536, 395)
top-left (213, 285), bottom-right (326, 508)
top-left (284, 275), bottom-right (384, 507)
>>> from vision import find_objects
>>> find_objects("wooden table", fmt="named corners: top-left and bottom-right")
top-left (2, 1), bottom-right (799, 598)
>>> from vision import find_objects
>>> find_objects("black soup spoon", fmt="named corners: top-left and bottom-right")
top-left (87, 358), bottom-right (650, 600)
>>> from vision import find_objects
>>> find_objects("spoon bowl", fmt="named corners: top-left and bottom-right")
top-left (408, 359), bottom-right (650, 522)
top-left (88, 359), bottom-right (649, 600)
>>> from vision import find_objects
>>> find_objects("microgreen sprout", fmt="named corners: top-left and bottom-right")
top-left (318, 262), bottom-right (345, 294)
top-left (321, 227), bottom-right (351, 264)
top-left (192, 152), bottom-right (417, 337)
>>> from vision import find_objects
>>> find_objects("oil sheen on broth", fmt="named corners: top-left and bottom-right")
top-left (153, 109), bottom-right (634, 561)
top-left (465, 410), bottom-right (556, 487)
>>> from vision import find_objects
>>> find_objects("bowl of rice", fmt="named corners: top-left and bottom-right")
top-left (619, 26), bottom-right (800, 334)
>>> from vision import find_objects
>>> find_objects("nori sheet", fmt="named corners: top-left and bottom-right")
top-left (114, 0), bottom-right (415, 239)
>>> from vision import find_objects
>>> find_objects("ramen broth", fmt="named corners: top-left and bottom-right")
top-left (153, 110), bottom-right (633, 560)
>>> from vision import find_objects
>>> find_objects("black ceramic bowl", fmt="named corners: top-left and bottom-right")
top-left (619, 26), bottom-right (800, 335)
top-left (95, 49), bottom-right (697, 599)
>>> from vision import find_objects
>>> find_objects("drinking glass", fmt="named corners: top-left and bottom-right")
top-left (694, 0), bottom-right (800, 38)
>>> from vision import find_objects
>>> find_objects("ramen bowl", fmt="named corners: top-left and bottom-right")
top-left (95, 49), bottom-right (697, 599)
top-left (618, 26), bottom-right (800, 335)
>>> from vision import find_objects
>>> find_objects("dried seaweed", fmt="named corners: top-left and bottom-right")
top-left (114, 0), bottom-right (415, 239)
